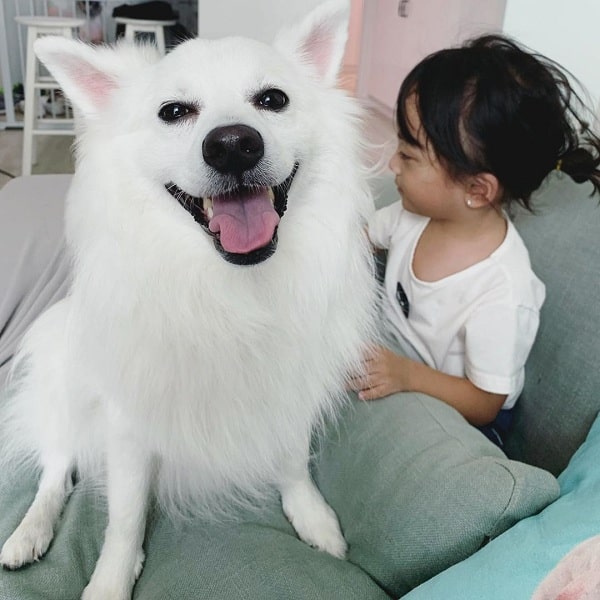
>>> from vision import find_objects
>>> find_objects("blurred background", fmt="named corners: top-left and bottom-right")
top-left (1, 0), bottom-right (599, 187)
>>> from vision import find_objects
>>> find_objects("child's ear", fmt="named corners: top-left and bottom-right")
top-left (465, 173), bottom-right (501, 208)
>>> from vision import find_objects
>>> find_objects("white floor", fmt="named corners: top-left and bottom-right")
top-left (0, 129), bottom-right (75, 189)
top-left (0, 104), bottom-right (395, 190)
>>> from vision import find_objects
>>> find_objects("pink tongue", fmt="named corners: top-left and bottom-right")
top-left (208, 189), bottom-right (280, 254)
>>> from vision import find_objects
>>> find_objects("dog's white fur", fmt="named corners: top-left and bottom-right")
top-left (0, 2), bottom-right (377, 598)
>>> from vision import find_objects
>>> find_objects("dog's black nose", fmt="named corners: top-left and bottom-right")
top-left (202, 124), bottom-right (264, 174)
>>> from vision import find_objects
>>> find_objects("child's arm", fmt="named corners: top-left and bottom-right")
top-left (352, 345), bottom-right (506, 426)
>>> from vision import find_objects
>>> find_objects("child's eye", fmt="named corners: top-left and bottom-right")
top-left (398, 151), bottom-right (413, 161)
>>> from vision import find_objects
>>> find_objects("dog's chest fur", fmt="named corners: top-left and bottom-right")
top-left (64, 180), bottom-right (370, 512)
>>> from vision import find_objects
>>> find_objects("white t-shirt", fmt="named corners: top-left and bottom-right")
top-left (368, 201), bottom-right (545, 409)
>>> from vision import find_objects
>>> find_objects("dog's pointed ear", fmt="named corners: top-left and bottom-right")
top-left (274, 0), bottom-right (350, 86)
top-left (34, 37), bottom-right (119, 118)
top-left (34, 37), bottom-right (157, 119)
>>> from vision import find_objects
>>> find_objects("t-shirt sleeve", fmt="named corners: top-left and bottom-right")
top-left (367, 201), bottom-right (404, 250)
top-left (464, 303), bottom-right (541, 398)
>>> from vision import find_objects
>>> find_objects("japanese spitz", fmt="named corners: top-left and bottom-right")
top-left (0, 1), bottom-right (377, 598)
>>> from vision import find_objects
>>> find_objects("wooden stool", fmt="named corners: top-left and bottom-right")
top-left (15, 16), bottom-right (85, 176)
top-left (113, 17), bottom-right (176, 55)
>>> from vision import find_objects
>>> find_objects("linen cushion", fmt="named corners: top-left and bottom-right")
top-left (314, 393), bottom-right (559, 598)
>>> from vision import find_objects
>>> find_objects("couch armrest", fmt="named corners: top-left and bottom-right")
top-left (0, 175), bottom-right (71, 387)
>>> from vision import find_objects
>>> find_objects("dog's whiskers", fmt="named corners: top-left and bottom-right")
top-left (166, 182), bottom-right (201, 213)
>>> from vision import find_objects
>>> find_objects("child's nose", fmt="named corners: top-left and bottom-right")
top-left (389, 152), bottom-right (401, 175)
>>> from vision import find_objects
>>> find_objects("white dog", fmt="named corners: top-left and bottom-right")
top-left (0, 1), bottom-right (377, 598)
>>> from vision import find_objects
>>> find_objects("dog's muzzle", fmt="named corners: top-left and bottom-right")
top-left (166, 125), bottom-right (298, 266)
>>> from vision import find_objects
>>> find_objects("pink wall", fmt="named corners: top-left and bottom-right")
top-left (343, 0), bottom-right (364, 69)
top-left (339, 0), bottom-right (364, 93)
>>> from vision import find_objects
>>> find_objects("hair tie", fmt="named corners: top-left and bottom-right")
top-left (555, 158), bottom-right (563, 172)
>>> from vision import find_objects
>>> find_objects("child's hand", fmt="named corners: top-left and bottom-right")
top-left (349, 345), bottom-right (411, 401)
top-left (349, 345), bottom-right (508, 424)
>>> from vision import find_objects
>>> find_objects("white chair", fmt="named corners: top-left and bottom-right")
top-left (15, 16), bottom-right (85, 176)
top-left (113, 17), bottom-right (176, 56)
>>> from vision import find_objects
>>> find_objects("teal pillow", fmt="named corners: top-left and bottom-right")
top-left (401, 410), bottom-right (600, 600)
top-left (314, 393), bottom-right (559, 597)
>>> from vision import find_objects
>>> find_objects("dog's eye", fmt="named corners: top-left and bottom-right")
top-left (255, 89), bottom-right (289, 111)
top-left (158, 103), bottom-right (194, 123)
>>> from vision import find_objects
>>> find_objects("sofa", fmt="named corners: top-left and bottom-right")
top-left (0, 170), bottom-right (599, 599)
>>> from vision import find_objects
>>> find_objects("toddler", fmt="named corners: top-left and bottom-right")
top-left (351, 35), bottom-right (600, 444)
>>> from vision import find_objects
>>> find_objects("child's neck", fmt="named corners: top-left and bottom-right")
top-left (412, 209), bottom-right (507, 282)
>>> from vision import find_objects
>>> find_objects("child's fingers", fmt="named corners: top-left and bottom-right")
top-left (358, 384), bottom-right (386, 401)
top-left (363, 344), bottom-right (384, 362)
top-left (346, 373), bottom-right (368, 391)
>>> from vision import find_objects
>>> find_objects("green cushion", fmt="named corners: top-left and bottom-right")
top-left (314, 394), bottom-right (559, 598)
top-left (0, 469), bottom-right (388, 600)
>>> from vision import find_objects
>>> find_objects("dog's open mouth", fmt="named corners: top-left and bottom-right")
top-left (166, 163), bottom-right (299, 265)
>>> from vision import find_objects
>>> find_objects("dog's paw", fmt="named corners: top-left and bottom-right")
top-left (282, 483), bottom-right (348, 559)
top-left (81, 547), bottom-right (144, 600)
top-left (81, 580), bottom-right (132, 600)
top-left (0, 520), bottom-right (54, 570)
top-left (133, 548), bottom-right (145, 581)
top-left (81, 562), bottom-right (142, 600)
top-left (300, 511), bottom-right (348, 559)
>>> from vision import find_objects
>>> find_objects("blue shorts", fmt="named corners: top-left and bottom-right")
top-left (477, 409), bottom-right (514, 448)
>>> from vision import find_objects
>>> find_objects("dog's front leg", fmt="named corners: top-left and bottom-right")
top-left (278, 439), bottom-right (347, 559)
top-left (81, 426), bottom-right (152, 600)
top-left (0, 454), bottom-right (73, 570)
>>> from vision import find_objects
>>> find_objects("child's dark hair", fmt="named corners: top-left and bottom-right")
top-left (396, 34), bottom-right (600, 209)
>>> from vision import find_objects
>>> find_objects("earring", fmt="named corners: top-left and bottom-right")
top-left (466, 198), bottom-right (473, 208)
